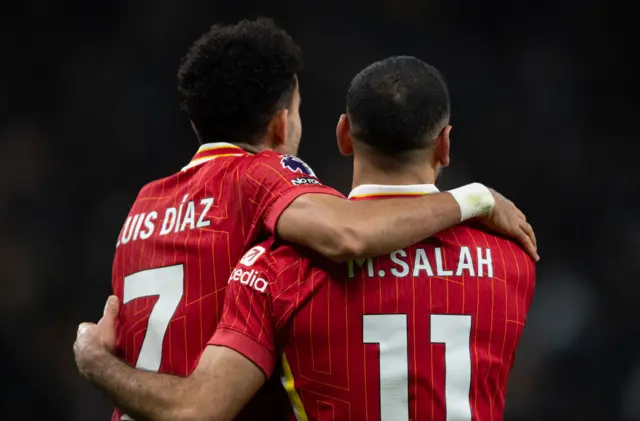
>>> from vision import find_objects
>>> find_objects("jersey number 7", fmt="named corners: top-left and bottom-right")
top-left (120, 265), bottom-right (185, 420)
top-left (363, 314), bottom-right (472, 421)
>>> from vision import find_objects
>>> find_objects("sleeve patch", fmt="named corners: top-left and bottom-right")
top-left (280, 155), bottom-right (316, 177)
top-left (239, 245), bottom-right (266, 267)
top-left (291, 177), bottom-right (321, 186)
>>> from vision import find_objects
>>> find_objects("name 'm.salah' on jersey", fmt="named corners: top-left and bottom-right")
top-left (210, 187), bottom-right (536, 421)
top-left (110, 142), bottom-right (342, 421)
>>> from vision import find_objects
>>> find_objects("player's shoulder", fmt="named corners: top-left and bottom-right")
top-left (230, 241), bottom-right (300, 295)
top-left (441, 223), bottom-right (536, 265)
top-left (235, 240), bottom-right (333, 287)
top-left (135, 173), bottom-right (177, 201)
top-left (249, 151), bottom-right (318, 179)
top-left (237, 239), bottom-right (310, 272)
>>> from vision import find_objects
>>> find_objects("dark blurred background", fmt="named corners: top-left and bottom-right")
top-left (0, 0), bottom-right (636, 420)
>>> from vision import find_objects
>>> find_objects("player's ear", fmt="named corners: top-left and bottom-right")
top-left (435, 125), bottom-right (451, 167)
top-left (336, 114), bottom-right (354, 156)
top-left (267, 109), bottom-right (288, 150)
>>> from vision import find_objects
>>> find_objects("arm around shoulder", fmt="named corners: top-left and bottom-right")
top-left (276, 193), bottom-right (359, 262)
top-left (276, 189), bottom-right (491, 262)
top-left (161, 345), bottom-right (267, 421)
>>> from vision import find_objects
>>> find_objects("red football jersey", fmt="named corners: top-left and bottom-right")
top-left (110, 142), bottom-right (342, 421)
top-left (210, 183), bottom-right (536, 421)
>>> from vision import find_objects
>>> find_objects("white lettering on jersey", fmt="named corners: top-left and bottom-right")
top-left (116, 196), bottom-right (215, 247)
top-left (348, 247), bottom-right (493, 279)
top-left (291, 177), bottom-right (320, 186)
top-left (228, 268), bottom-right (269, 293)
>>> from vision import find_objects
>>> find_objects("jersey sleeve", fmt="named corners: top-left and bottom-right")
top-left (207, 241), bottom-right (307, 377)
top-left (242, 152), bottom-right (344, 234)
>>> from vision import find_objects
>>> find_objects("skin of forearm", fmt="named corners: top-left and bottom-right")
top-left (340, 192), bottom-right (462, 259)
top-left (278, 192), bottom-right (462, 262)
top-left (84, 351), bottom-right (191, 421)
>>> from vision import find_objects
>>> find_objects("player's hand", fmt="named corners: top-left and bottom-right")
top-left (74, 295), bottom-right (119, 377)
top-left (480, 189), bottom-right (539, 261)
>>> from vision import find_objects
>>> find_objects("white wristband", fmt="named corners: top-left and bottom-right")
top-left (448, 183), bottom-right (495, 221)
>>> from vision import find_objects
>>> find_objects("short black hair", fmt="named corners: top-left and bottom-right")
top-left (177, 18), bottom-right (303, 145)
top-left (346, 56), bottom-right (450, 156)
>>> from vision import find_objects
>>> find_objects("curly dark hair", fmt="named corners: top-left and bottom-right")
top-left (177, 18), bottom-right (303, 145)
top-left (347, 56), bottom-right (450, 156)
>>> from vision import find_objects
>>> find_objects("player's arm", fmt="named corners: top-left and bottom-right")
top-left (247, 155), bottom-right (537, 263)
top-left (276, 184), bottom-right (537, 262)
top-left (74, 246), bottom-right (285, 421)
top-left (277, 189), bottom-right (461, 261)
top-left (80, 343), bottom-right (265, 421)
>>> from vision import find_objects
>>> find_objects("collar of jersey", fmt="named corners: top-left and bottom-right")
top-left (182, 142), bottom-right (248, 171)
top-left (348, 184), bottom-right (439, 200)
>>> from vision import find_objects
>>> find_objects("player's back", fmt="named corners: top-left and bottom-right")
top-left (257, 186), bottom-right (536, 421)
top-left (110, 142), bottom-right (336, 420)
top-left (214, 218), bottom-right (536, 421)
top-left (113, 144), bottom-right (257, 378)
top-left (279, 222), bottom-right (535, 421)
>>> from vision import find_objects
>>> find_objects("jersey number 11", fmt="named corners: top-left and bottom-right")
top-left (363, 314), bottom-right (473, 421)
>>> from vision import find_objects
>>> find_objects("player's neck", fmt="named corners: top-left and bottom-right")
top-left (352, 157), bottom-right (438, 189)
top-left (232, 142), bottom-right (265, 154)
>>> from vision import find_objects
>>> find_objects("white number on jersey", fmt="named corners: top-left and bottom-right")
top-left (120, 264), bottom-right (185, 421)
top-left (363, 314), bottom-right (472, 421)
